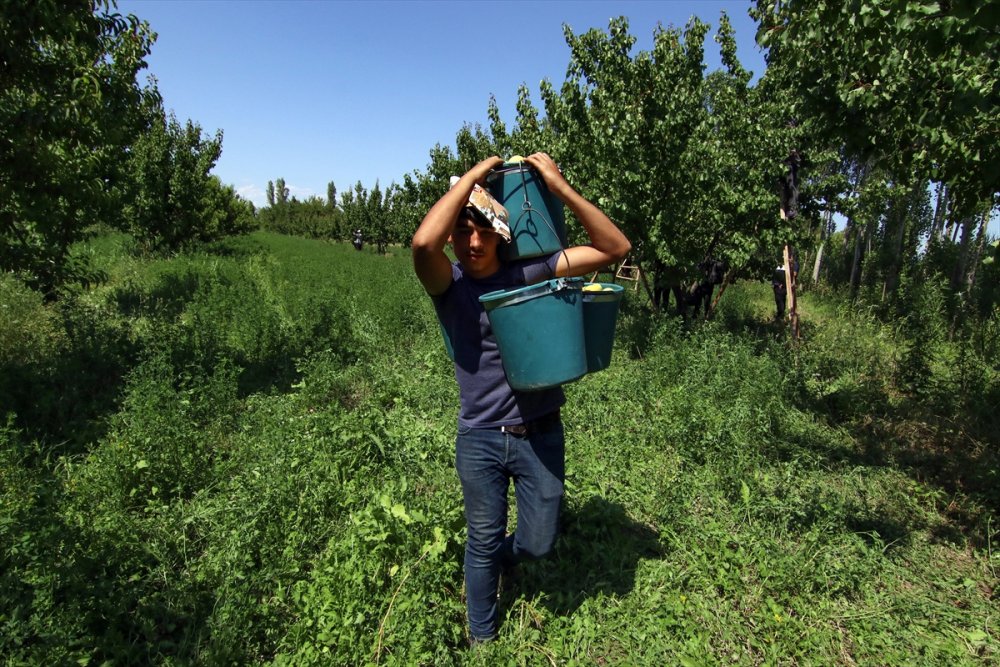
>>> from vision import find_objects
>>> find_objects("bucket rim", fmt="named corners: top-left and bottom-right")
top-left (487, 163), bottom-right (538, 179)
top-left (479, 276), bottom-right (583, 309)
top-left (582, 282), bottom-right (625, 302)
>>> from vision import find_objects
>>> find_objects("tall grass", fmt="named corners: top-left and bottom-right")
top-left (1, 231), bottom-right (996, 664)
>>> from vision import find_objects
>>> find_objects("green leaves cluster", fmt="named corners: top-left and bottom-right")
top-left (0, 0), bottom-right (157, 292)
top-left (755, 0), bottom-right (1000, 215)
top-left (258, 180), bottom-right (342, 240)
top-left (123, 107), bottom-right (255, 251)
top-left (2, 1), bottom-right (258, 294)
top-left (541, 14), bottom-right (803, 270)
top-left (339, 180), bottom-right (400, 252)
top-left (259, 178), bottom-right (423, 250)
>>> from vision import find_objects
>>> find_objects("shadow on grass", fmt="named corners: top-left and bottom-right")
top-left (114, 268), bottom-right (204, 320)
top-left (1, 300), bottom-right (139, 457)
top-left (504, 497), bottom-right (664, 618)
top-left (795, 379), bottom-right (998, 542)
top-left (634, 290), bottom-right (1000, 549)
top-left (1, 474), bottom-right (214, 665)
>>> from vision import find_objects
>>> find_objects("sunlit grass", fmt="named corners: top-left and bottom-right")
top-left (1, 231), bottom-right (996, 664)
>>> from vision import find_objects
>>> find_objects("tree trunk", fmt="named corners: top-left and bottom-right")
top-left (942, 194), bottom-right (957, 241)
top-left (849, 221), bottom-right (866, 300)
top-left (812, 242), bottom-right (825, 284)
top-left (948, 210), bottom-right (988, 338)
top-left (964, 211), bottom-right (990, 294)
top-left (812, 205), bottom-right (832, 283)
top-left (930, 182), bottom-right (947, 239)
top-left (784, 244), bottom-right (799, 339)
top-left (883, 198), bottom-right (908, 301)
top-left (950, 216), bottom-right (974, 291)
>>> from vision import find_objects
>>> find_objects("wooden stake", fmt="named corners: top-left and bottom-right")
top-left (706, 267), bottom-right (735, 318)
top-left (783, 243), bottom-right (800, 339)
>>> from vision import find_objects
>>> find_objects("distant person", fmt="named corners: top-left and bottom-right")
top-left (352, 228), bottom-right (363, 250)
top-left (411, 153), bottom-right (630, 644)
top-left (652, 259), bottom-right (670, 311)
top-left (772, 265), bottom-right (787, 319)
top-left (692, 258), bottom-right (728, 316)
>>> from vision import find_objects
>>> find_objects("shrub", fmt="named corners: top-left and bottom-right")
top-left (0, 273), bottom-right (66, 367)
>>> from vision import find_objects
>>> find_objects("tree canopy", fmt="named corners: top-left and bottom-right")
top-left (754, 0), bottom-right (1000, 215)
top-left (0, 0), bottom-right (157, 291)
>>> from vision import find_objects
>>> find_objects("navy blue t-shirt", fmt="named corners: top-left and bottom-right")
top-left (432, 255), bottom-right (565, 429)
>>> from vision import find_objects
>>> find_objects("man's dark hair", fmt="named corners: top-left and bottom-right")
top-left (457, 206), bottom-right (491, 228)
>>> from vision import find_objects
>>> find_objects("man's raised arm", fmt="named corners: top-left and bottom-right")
top-left (412, 156), bottom-right (504, 295)
top-left (523, 153), bottom-right (631, 278)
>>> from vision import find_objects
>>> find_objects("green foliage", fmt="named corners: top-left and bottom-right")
top-left (754, 0), bottom-right (1000, 214)
top-left (0, 273), bottom-right (67, 367)
top-left (0, 0), bottom-right (158, 293)
top-left (0, 272), bottom-right (137, 451)
top-left (277, 477), bottom-right (466, 665)
top-left (259, 176), bottom-right (420, 250)
top-left (124, 106), bottom-right (255, 250)
top-left (754, 2), bottom-right (998, 327)
top-left (1, 235), bottom-right (997, 663)
top-left (1, 1), bottom-right (252, 291)
top-left (894, 272), bottom-right (949, 397)
top-left (531, 15), bottom-right (800, 272)
top-left (974, 241), bottom-right (1000, 317)
top-left (259, 192), bottom-right (342, 240)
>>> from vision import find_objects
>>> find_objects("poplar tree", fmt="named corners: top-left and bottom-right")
top-left (327, 181), bottom-right (337, 209)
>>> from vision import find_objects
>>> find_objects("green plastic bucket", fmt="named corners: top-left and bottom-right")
top-left (486, 163), bottom-right (567, 262)
top-left (582, 283), bottom-right (625, 373)
top-left (479, 278), bottom-right (586, 391)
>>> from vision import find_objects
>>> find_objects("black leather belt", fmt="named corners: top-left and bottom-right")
top-left (499, 409), bottom-right (560, 437)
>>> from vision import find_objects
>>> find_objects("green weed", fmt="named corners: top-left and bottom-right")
top-left (0, 231), bottom-right (996, 665)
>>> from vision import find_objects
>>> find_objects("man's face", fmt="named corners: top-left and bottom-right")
top-left (450, 215), bottom-right (501, 278)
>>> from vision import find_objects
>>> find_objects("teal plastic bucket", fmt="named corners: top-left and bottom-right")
top-left (486, 163), bottom-right (567, 262)
top-left (582, 283), bottom-right (624, 373)
top-left (479, 278), bottom-right (586, 390)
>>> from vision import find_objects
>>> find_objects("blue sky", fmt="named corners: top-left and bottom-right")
top-left (120, 1), bottom-right (766, 209)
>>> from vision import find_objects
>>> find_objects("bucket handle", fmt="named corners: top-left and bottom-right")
top-left (511, 165), bottom-right (563, 244)
top-left (511, 165), bottom-right (575, 276)
top-left (489, 162), bottom-right (576, 278)
top-left (486, 277), bottom-right (580, 309)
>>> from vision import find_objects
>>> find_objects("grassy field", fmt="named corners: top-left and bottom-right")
top-left (1, 230), bottom-right (997, 665)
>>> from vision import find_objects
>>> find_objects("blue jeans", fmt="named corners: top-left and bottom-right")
top-left (455, 419), bottom-right (565, 640)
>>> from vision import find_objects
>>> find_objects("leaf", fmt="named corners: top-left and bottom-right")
top-left (390, 503), bottom-right (412, 524)
top-left (423, 526), bottom-right (449, 558)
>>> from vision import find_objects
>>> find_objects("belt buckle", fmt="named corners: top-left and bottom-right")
top-left (501, 423), bottom-right (528, 437)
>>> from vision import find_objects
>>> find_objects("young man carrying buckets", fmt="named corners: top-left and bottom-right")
top-left (412, 153), bottom-right (631, 643)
